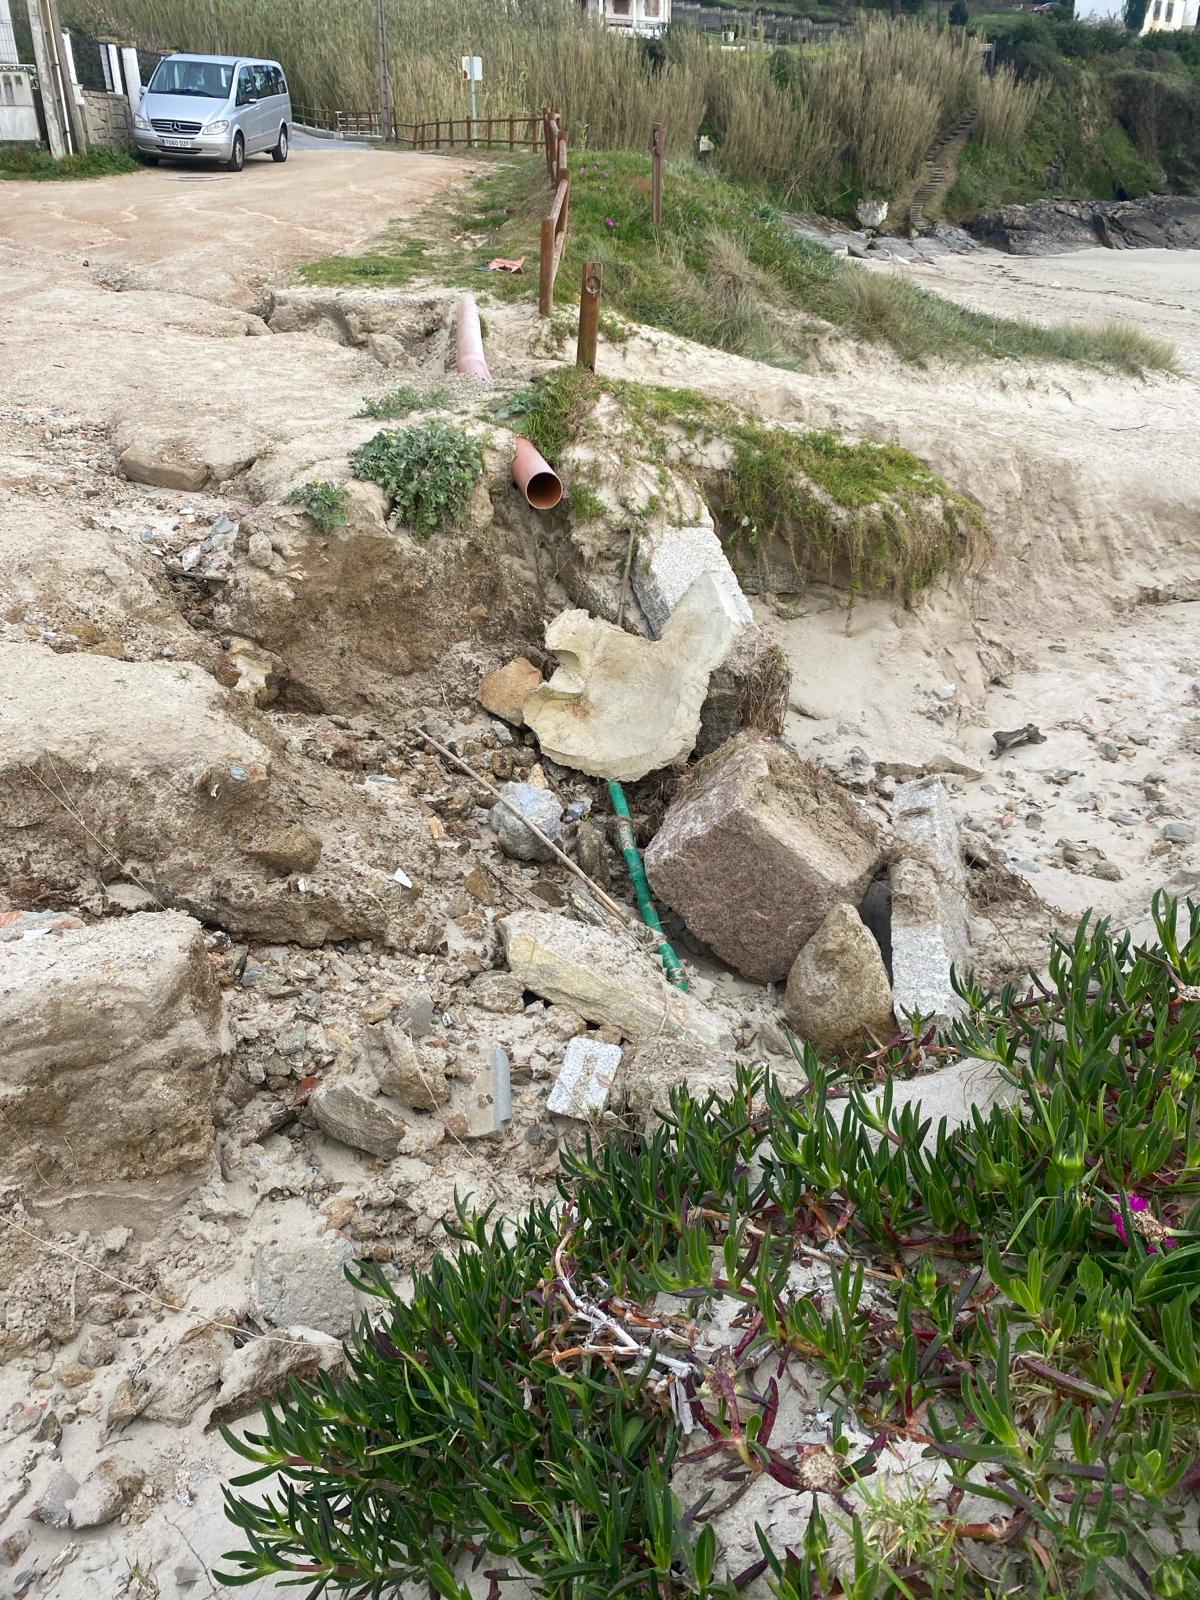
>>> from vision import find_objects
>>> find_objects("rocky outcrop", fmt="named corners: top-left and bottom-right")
top-left (784, 902), bottom-right (895, 1054)
top-left (500, 909), bottom-right (735, 1050)
top-left (523, 574), bottom-right (747, 781)
top-left (644, 733), bottom-right (883, 983)
top-left (0, 912), bottom-right (227, 1191)
top-left (0, 643), bottom-right (435, 946)
top-left (967, 196), bottom-right (1200, 256)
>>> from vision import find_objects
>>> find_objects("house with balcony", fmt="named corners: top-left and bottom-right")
top-left (581, 0), bottom-right (671, 39)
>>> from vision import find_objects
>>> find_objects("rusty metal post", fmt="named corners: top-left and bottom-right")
top-left (651, 122), bottom-right (664, 226)
top-left (576, 262), bottom-right (602, 373)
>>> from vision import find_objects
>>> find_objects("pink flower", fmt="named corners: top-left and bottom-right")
top-left (1111, 1194), bottom-right (1176, 1252)
top-left (604, 217), bottom-right (616, 228)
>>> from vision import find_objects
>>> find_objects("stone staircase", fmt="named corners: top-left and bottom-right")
top-left (909, 110), bottom-right (977, 236)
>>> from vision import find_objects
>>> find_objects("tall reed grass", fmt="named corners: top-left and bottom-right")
top-left (64, 0), bottom-right (1038, 200)
top-left (974, 62), bottom-right (1045, 149)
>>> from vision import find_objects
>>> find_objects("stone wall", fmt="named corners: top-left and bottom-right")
top-left (81, 87), bottom-right (133, 149)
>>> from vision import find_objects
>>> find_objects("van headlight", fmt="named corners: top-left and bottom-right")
top-left (204, 119), bottom-right (230, 135)
top-left (133, 113), bottom-right (152, 130)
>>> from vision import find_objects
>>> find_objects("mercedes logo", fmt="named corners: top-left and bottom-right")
top-left (171, 121), bottom-right (181, 132)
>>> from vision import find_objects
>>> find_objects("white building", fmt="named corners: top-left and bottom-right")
top-left (0, 0), bottom-right (39, 145)
top-left (581, 0), bottom-right (671, 39)
top-left (1074, 0), bottom-right (1200, 31)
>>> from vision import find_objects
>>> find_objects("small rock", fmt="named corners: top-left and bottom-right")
top-left (70, 1458), bottom-right (144, 1529)
top-left (784, 902), bottom-right (895, 1053)
top-left (359, 1024), bottom-right (446, 1111)
top-left (35, 1469), bottom-right (78, 1529)
top-left (310, 1072), bottom-right (410, 1158)
top-left (249, 822), bottom-right (323, 875)
top-left (119, 444), bottom-right (207, 492)
top-left (174, 1565), bottom-right (201, 1589)
top-left (208, 1328), bottom-right (344, 1427)
top-left (469, 970), bottom-right (526, 1013)
top-left (1162, 821), bottom-right (1195, 845)
top-left (489, 782), bottom-right (564, 863)
top-left (1, 1529), bottom-right (31, 1566)
top-left (1092, 860), bottom-right (1123, 882)
top-left (246, 530), bottom-right (274, 568)
top-left (478, 657), bottom-right (543, 727)
top-left (275, 1020), bottom-right (308, 1057)
top-left (34, 1409), bottom-right (62, 1446)
top-left (56, 1360), bottom-right (94, 1389)
top-left (1097, 740), bottom-right (1121, 763)
top-left (547, 1037), bottom-right (622, 1119)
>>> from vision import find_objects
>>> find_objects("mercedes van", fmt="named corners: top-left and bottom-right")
top-left (133, 54), bottom-right (291, 172)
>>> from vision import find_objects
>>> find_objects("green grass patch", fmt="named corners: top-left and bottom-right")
top-left (357, 383), bottom-right (454, 420)
top-left (297, 239), bottom-right (430, 287)
top-left (0, 144), bottom-right (141, 181)
top-left (496, 369), bottom-right (986, 602)
top-left (412, 153), bottom-right (1177, 375)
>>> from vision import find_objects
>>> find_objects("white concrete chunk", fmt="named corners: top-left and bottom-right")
top-left (548, 1037), bottom-right (622, 1119)
top-left (890, 777), bottom-right (970, 1022)
top-left (633, 524), bottom-right (753, 639)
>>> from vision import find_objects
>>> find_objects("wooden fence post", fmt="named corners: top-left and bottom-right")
top-left (509, 113), bottom-right (515, 151)
top-left (539, 217), bottom-right (556, 317)
top-left (651, 122), bottom-right (664, 226)
top-left (576, 262), bottom-right (602, 373)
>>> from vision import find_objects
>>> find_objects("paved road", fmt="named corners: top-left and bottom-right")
top-left (0, 141), bottom-right (474, 303)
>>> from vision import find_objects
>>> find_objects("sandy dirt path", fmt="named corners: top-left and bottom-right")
top-left (0, 139), bottom-right (472, 303)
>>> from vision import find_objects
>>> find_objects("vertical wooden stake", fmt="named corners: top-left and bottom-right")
top-left (651, 122), bottom-right (664, 226)
top-left (576, 261), bottom-right (602, 372)
top-left (539, 216), bottom-right (555, 317)
top-left (508, 112), bottom-right (515, 151)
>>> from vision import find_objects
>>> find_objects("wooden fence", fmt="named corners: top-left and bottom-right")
top-left (539, 107), bottom-right (570, 318)
top-left (292, 107), bottom-right (542, 150)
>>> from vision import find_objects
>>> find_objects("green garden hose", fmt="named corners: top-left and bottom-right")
top-left (607, 779), bottom-right (689, 992)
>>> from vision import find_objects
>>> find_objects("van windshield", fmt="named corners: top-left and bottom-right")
top-left (147, 59), bottom-right (233, 99)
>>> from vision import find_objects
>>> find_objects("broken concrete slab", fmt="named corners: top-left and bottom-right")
top-left (523, 573), bottom-right (747, 782)
top-left (359, 1023), bottom-right (444, 1110)
top-left (547, 1037), bottom-right (622, 1119)
top-left (208, 1327), bottom-right (345, 1428)
top-left (632, 523), bottom-right (752, 640)
top-left (890, 776), bottom-right (971, 1022)
top-left (309, 1068), bottom-right (412, 1159)
top-left (500, 909), bottom-right (734, 1050)
top-left (784, 902), bottom-right (895, 1054)
top-left (860, 1055), bottom-right (1017, 1146)
top-left (255, 1240), bottom-right (361, 1339)
top-left (478, 656), bottom-right (543, 726)
top-left (644, 732), bottom-right (883, 982)
top-left (119, 443), bottom-right (209, 493)
top-left (0, 912), bottom-right (228, 1192)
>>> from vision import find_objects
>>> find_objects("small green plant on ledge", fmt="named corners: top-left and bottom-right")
top-left (356, 383), bottom-right (454, 420)
top-left (219, 896), bottom-right (1200, 1600)
top-left (283, 479), bottom-right (348, 535)
top-left (351, 420), bottom-right (485, 534)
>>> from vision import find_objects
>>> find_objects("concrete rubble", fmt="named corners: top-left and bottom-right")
top-left (547, 1036), bottom-right (622, 1119)
top-left (478, 656), bottom-right (543, 725)
top-left (784, 901), bottom-right (895, 1053)
top-left (645, 732), bottom-right (883, 982)
top-left (489, 781), bottom-right (564, 862)
top-left (523, 573), bottom-right (748, 781)
top-left (500, 909), bottom-right (735, 1050)
top-left (890, 776), bottom-right (972, 1021)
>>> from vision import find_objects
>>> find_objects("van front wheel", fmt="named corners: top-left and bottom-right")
top-left (271, 126), bottom-right (288, 163)
top-left (225, 132), bottom-right (245, 172)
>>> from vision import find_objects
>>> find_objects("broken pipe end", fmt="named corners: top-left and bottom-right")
top-left (512, 437), bottom-right (563, 512)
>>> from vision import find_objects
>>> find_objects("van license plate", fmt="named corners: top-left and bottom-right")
top-left (160, 137), bottom-right (192, 148)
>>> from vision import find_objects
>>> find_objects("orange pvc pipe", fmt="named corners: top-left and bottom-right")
top-left (512, 437), bottom-right (563, 512)
top-left (456, 294), bottom-right (491, 380)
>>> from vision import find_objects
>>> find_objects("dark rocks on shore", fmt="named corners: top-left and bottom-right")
top-left (966, 195), bottom-right (1200, 256)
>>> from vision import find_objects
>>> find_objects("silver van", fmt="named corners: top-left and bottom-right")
top-left (133, 54), bottom-right (291, 172)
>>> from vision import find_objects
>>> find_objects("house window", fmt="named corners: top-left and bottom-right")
top-left (611, 0), bottom-right (630, 14)
top-left (645, 0), bottom-right (661, 14)
top-left (1152, 0), bottom-right (1162, 16)
top-left (1165, 0), bottom-right (1174, 16)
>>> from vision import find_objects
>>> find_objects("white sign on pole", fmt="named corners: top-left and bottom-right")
top-left (460, 55), bottom-right (482, 82)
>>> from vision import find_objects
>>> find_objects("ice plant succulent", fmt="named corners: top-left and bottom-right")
top-left (220, 896), bottom-right (1200, 1600)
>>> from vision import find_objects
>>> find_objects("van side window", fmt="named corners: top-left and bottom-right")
top-left (236, 67), bottom-right (255, 106)
top-left (253, 64), bottom-right (273, 98)
top-left (276, 69), bottom-right (287, 96)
